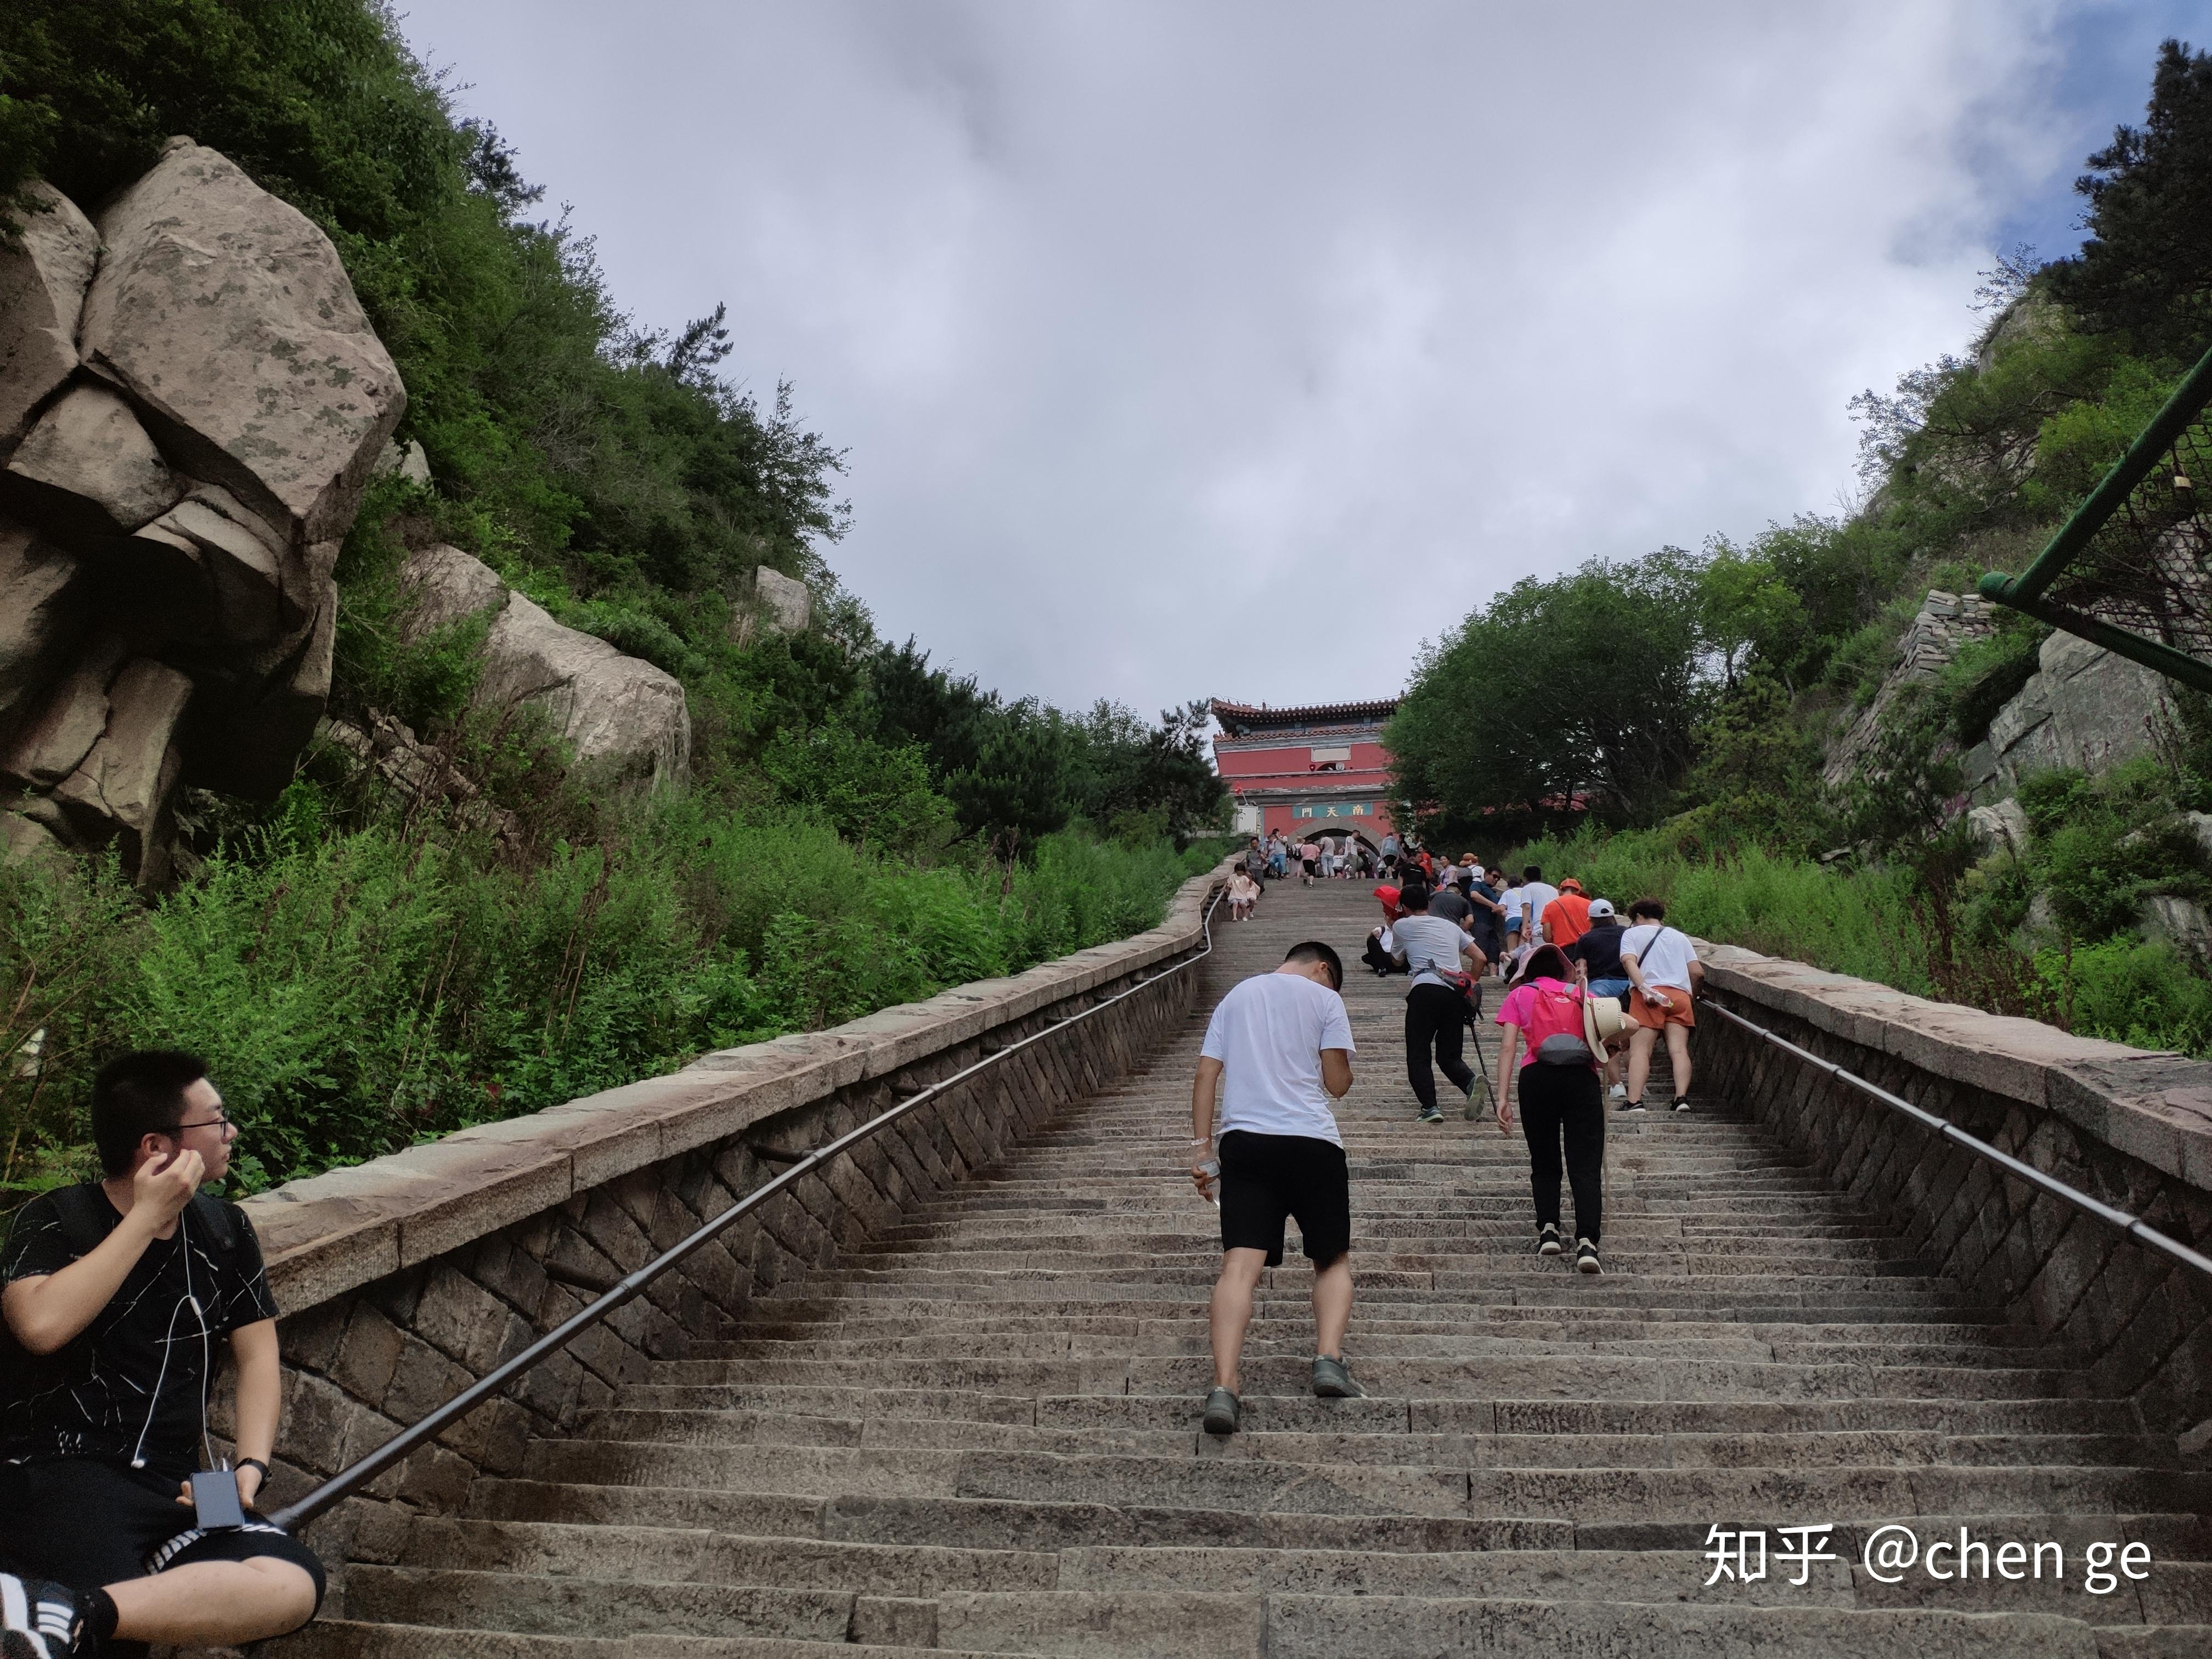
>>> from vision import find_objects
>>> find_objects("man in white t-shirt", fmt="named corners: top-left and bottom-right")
top-left (1619, 896), bottom-right (1705, 1113)
top-left (1511, 864), bottom-right (1560, 953)
top-left (1189, 941), bottom-right (1357, 1435)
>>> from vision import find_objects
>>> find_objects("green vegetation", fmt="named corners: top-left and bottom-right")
top-left (1395, 39), bottom-right (2212, 1058)
top-left (0, 3), bottom-right (1233, 1200)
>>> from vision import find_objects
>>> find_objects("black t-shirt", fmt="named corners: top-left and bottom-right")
top-left (1, 1186), bottom-right (277, 1478)
top-left (1567, 922), bottom-right (1630, 980)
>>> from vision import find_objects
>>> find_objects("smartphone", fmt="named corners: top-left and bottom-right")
top-left (190, 1468), bottom-right (247, 1530)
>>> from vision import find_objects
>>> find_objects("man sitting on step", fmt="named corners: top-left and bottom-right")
top-left (1189, 941), bottom-right (1360, 1435)
top-left (0, 1051), bottom-right (324, 1658)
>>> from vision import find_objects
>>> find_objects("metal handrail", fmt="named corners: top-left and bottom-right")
top-left (268, 873), bottom-right (1230, 1531)
top-left (1701, 998), bottom-right (2212, 1282)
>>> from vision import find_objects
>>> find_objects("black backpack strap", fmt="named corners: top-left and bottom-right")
top-left (43, 1183), bottom-right (238, 1259)
top-left (46, 1182), bottom-right (113, 1258)
top-left (184, 1192), bottom-right (240, 1254)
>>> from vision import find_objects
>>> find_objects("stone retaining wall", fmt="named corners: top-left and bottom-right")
top-left (222, 864), bottom-right (1230, 1570)
top-left (1693, 944), bottom-right (2212, 1438)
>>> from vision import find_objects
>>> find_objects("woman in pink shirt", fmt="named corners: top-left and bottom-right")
top-left (1492, 945), bottom-right (1606, 1274)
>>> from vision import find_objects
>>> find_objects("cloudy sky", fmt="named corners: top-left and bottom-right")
top-left (397, 1), bottom-right (2198, 718)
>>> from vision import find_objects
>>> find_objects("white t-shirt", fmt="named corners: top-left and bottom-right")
top-left (1391, 913), bottom-right (1476, 991)
top-left (1621, 922), bottom-right (1699, 991)
top-left (1200, 971), bottom-right (1356, 1146)
top-left (1517, 882), bottom-right (1559, 935)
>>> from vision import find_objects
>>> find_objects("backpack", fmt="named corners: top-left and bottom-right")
top-left (1517, 981), bottom-right (1599, 1067)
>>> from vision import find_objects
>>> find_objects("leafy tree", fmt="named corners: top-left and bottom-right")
top-left (1389, 548), bottom-right (1709, 839)
top-left (947, 710), bottom-right (1073, 865)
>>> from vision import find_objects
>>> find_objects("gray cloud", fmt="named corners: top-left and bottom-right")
top-left (401, 0), bottom-right (2107, 713)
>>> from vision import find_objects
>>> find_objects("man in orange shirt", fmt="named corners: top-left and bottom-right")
top-left (1541, 878), bottom-right (1593, 946)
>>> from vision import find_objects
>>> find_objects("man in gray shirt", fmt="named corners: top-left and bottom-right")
top-left (1390, 883), bottom-right (1487, 1124)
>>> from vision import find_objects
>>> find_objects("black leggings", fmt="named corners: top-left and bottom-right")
top-left (1405, 982), bottom-right (1474, 1112)
top-left (1519, 1063), bottom-right (1605, 1243)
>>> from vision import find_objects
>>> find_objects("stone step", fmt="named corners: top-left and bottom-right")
top-left (363, 1517), bottom-right (2212, 1623)
top-left (516, 1437), bottom-right (2212, 1521)
top-left (698, 1331), bottom-right (2063, 1369)
top-left (285, 1624), bottom-right (1060, 1659)
top-left (603, 1386), bottom-right (2140, 1438)
top-left (574, 1408), bottom-right (2165, 1471)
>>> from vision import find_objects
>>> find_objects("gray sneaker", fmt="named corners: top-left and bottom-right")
top-left (1312, 1355), bottom-right (1364, 1398)
top-left (1201, 1386), bottom-right (1242, 1435)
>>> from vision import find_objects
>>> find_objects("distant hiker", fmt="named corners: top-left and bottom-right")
top-left (1362, 886), bottom-right (1409, 976)
top-left (1190, 942), bottom-right (1360, 1435)
top-left (1564, 897), bottom-right (1634, 1101)
top-left (1620, 898), bottom-right (1703, 1114)
top-left (1297, 839), bottom-right (1321, 885)
top-left (1390, 882), bottom-right (1486, 1124)
top-left (1426, 873), bottom-right (1474, 931)
top-left (1227, 870), bottom-right (1261, 922)
top-left (1243, 837), bottom-right (1268, 883)
top-left (1267, 833), bottom-right (1289, 879)
top-left (1493, 945), bottom-right (1608, 1274)
top-left (1, 1052), bottom-right (325, 1658)
top-left (1513, 865), bottom-right (1560, 956)
top-left (1466, 866), bottom-right (1508, 971)
top-left (1378, 831), bottom-right (1400, 877)
top-left (1542, 877), bottom-right (1592, 946)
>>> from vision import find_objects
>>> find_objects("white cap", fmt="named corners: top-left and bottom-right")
top-left (1586, 898), bottom-right (1615, 919)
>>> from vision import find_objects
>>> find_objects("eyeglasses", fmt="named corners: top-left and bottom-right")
top-left (169, 1113), bottom-right (234, 1133)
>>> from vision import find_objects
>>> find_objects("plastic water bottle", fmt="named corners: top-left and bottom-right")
top-left (1197, 1157), bottom-right (1221, 1206)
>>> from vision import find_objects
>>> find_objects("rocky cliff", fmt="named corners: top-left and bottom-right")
top-left (0, 138), bottom-right (696, 884)
top-left (0, 139), bottom-right (403, 883)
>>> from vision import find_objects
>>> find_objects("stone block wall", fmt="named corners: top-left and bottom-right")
top-left (1693, 944), bottom-right (2212, 1438)
top-left (214, 865), bottom-right (1228, 1579)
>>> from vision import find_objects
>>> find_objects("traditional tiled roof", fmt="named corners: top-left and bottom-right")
top-left (1210, 697), bottom-right (1398, 733)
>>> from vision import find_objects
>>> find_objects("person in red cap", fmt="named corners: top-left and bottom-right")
top-left (1359, 886), bottom-right (1409, 976)
top-left (1542, 878), bottom-right (1593, 947)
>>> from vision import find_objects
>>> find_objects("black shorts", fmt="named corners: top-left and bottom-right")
top-left (1218, 1130), bottom-right (1351, 1268)
top-left (0, 1457), bottom-right (325, 1622)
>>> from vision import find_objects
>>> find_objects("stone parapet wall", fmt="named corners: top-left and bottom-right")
top-left (225, 863), bottom-right (1229, 1572)
top-left (1694, 943), bottom-right (2212, 1436)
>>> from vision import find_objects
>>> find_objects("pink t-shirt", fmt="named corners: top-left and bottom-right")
top-left (1495, 977), bottom-right (1594, 1070)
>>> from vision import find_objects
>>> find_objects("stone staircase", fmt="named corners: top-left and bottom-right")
top-left (285, 882), bottom-right (2211, 1657)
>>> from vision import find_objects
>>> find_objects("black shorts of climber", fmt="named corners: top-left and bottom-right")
top-left (1217, 1130), bottom-right (1351, 1268)
top-left (0, 1459), bottom-right (326, 1657)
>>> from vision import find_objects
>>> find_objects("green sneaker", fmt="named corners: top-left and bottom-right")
top-left (1201, 1386), bottom-right (1242, 1435)
top-left (1311, 1355), bottom-right (1364, 1398)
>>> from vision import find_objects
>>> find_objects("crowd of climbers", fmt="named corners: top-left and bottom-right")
top-left (1192, 834), bottom-right (1705, 1431)
top-left (0, 832), bottom-right (1706, 1568)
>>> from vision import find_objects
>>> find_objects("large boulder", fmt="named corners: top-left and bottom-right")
top-left (49, 657), bottom-right (193, 885)
top-left (0, 516), bottom-right (86, 742)
top-left (0, 182), bottom-right (99, 443)
top-left (77, 138), bottom-right (405, 544)
top-left (4, 382), bottom-right (178, 539)
top-left (399, 544), bottom-right (690, 788)
top-left (1962, 630), bottom-right (2175, 801)
top-left (754, 566), bottom-right (812, 633)
top-left (1, 143), bottom-right (403, 882)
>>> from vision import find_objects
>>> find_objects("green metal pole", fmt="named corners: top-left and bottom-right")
top-left (1978, 342), bottom-right (2212, 608)
top-left (1988, 591), bottom-right (2212, 696)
